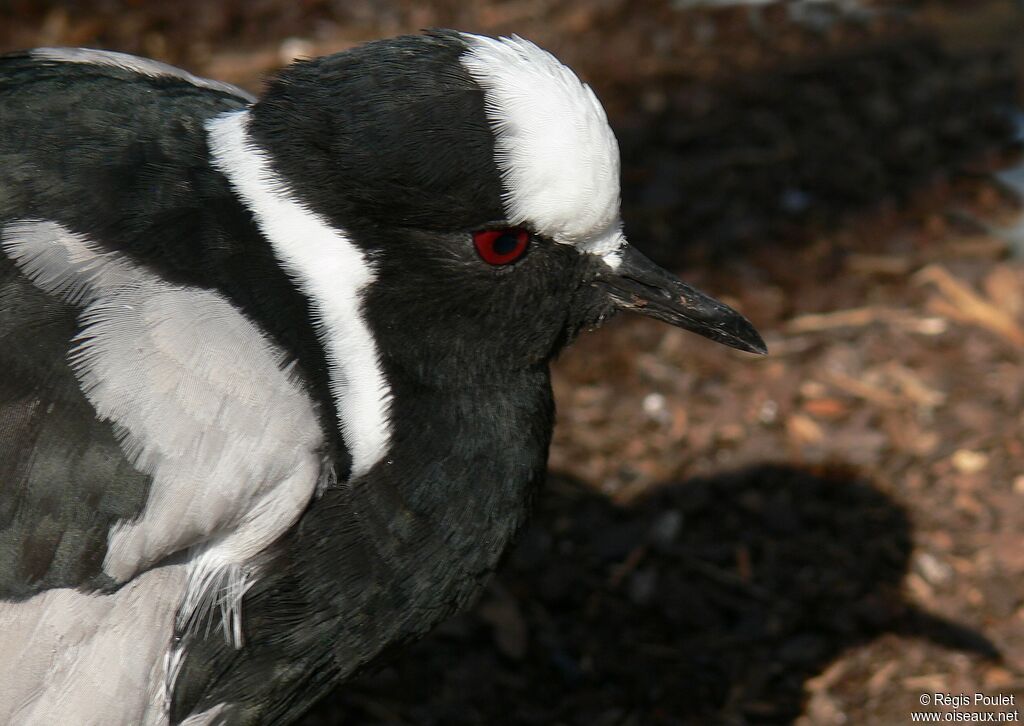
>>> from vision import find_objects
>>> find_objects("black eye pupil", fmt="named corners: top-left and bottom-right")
top-left (472, 227), bottom-right (530, 265)
top-left (492, 232), bottom-right (519, 255)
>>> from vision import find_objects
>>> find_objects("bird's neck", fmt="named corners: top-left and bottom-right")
top-left (302, 367), bottom-right (553, 670)
top-left (365, 370), bottom-right (550, 585)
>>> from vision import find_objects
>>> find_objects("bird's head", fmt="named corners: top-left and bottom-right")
top-left (240, 30), bottom-right (765, 385)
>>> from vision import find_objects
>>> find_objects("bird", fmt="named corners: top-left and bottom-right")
top-left (0, 30), bottom-right (765, 725)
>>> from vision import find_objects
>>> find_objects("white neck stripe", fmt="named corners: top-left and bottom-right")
top-left (207, 110), bottom-right (392, 477)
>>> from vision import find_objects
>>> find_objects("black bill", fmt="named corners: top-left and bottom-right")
top-left (595, 245), bottom-right (767, 355)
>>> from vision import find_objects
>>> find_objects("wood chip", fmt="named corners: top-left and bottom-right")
top-left (824, 370), bottom-right (903, 409)
top-left (846, 253), bottom-right (914, 276)
top-left (941, 235), bottom-right (1009, 259)
top-left (906, 572), bottom-right (934, 601)
top-left (785, 306), bottom-right (889, 333)
top-left (786, 413), bottom-right (825, 444)
top-left (984, 666), bottom-right (1018, 688)
top-left (867, 659), bottom-right (901, 696)
top-left (785, 306), bottom-right (948, 336)
top-left (915, 264), bottom-right (1024, 346)
top-left (805, 658), bottom-right (850, 693)
top-left (983, 264), bottom-right (1024, 319)
top-left (608, 545), bottom-right (647, 589)
top-left (802, 397), bottom-right (849, 418)
top-left (800, 381), bottom-right (829, 398)
top-left (902, 674), bottom-right (948, 691)
top-left (883, 363), bottom-right (947, 408)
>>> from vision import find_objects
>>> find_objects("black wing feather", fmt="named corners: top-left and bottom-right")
top-left (0, 260), bottom-right (151, 597)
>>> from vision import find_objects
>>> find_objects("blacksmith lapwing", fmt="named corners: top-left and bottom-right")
top-left (0, 30), bottom-right (764, 724)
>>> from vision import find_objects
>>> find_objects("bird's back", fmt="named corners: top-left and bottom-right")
top-left (0, 50), bottom-right (252, 254)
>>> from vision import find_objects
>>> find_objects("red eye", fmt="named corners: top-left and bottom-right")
top-left (473, 227), bottom-right (531, 265)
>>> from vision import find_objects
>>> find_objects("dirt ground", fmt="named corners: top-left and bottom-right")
top-left (1, 2), bottom-right (1022, 724)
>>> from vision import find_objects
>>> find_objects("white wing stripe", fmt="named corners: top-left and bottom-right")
top-left (1, 220), bottom-right (325, 650)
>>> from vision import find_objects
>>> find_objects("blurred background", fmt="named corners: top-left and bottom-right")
top-left (2, 1), bottom-right (1022, 723)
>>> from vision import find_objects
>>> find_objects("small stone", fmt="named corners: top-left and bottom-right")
top-left (642, 392), bottom-right (670, 424)
top-left (628, 568), bottom-right (658, 605)
top-left (951, 449), bottom-right (989, 474)
top-left (758, 399), bottom-right (779, 424)
top-left (914, 551), bottom-right (953, 586)
top-left (649, 510), bottom-right (682, 547)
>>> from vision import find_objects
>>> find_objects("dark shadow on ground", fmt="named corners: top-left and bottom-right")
top-left (302, 464), bottom-right (996, 725)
